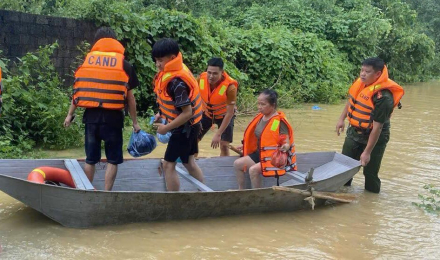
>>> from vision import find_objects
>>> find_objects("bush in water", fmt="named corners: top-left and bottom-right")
top-left (413, 184), bottom-right (440, 216)
top-left (0, 44), bottom-right (83, 158)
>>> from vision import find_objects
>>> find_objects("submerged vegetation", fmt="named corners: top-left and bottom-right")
top-left (0, 0), bottom-right (439, 157)
top-left (413, 184), bottom-right (440, 216)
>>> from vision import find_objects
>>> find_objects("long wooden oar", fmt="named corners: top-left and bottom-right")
top-left (229, 145), bottom-right (243, 156)
top-left (272, 186), bottom-right (356, 203)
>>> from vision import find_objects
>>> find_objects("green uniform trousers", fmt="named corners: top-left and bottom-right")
top-left (342, 132), bottom-right (390, 193)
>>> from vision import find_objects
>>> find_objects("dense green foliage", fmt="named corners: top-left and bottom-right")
top-left (1, 0), bottom-right (438, 111)
top-left (224, 26), bottom-right (351, 104)
top-left (404, 0), bottom-right (440, 76)
top-left (138, 0), bottom-right (438, 82)
top-left (371, 0), bottom-right (436, 82)
top-left (0, 44), bottom-right (83, 158)
top-left (413, 184), bottom-right (440, 216)
top-left (405, 0), bottom-right (440, 51)
top-left (82, 1), bottom-right (354, 108)
top-left (0, 0), bottom-right (438, 153)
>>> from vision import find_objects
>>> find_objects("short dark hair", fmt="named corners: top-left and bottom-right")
top-left (207, 58), bottom-right (224, 70)
top-left (362, 57), bottom-right (385, 72)
top-left (260, 89), bottom-right (278, 108)
top-left (94, 27), bottom-right (117, 43)
top-left (151, 38), bottom-right (180, 59)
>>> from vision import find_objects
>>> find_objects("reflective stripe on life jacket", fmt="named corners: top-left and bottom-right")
top-left (199, 71), bottom-right (238, 119)
top-left (347, 66), bottom-right (404, 131)
top-left (73, 38), bottom-right (128, 110)
top-left (154, 52), bottom-right (203, 125)
top-left (243, 111), bottom-right (297, 177)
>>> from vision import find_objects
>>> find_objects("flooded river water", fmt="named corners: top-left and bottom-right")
top-left (0, 82), bottom-right (439, 259)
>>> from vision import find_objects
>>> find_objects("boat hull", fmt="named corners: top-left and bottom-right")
top-left (0, 152), bottom-right (361, 228)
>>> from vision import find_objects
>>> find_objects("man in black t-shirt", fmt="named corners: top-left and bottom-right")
top-left (152, 38), bottom-right (204, 191)
top-left (64, 27), bottom-right (141, 191)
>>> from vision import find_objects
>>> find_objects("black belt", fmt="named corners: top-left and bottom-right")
top-left (351, 126), bottom-right (369, 135)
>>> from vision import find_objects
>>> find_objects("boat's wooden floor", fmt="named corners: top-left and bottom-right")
top-left (91, 153), bottom-right (358, 191)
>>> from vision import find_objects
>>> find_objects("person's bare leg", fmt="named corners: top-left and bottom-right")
top-left (183, 155), bottom-right (204, 183)
top-left (234, 156), bottom-right (255, 189)
top-left (84, 163), bottom-right (96, 183)
top-left (220, 141), bottom-right (230, 156)
top-left (194, 139), bottom-right (201, 158)
top-left (163, 160), bottom-right (179, 191)
top-left (104, 163), bottom-right (118, 191)
top-left (249, 163), bottom-right (262, 189)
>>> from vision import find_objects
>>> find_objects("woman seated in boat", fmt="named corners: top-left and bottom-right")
top-left (234, 89), bottom-right (297, 189)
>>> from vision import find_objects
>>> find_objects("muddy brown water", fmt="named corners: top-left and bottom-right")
top-left (1, 82), bottom-right (439, 259)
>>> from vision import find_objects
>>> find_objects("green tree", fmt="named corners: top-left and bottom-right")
top-left (373, 0), bottom-right (436, 81)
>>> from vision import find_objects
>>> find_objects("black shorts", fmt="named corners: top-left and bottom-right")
top-left (85, 123), bottom-right (123, 165)
top-left (198, 114), bottom-right (235, 143)
top-left (164, 123), bottom-right (201, 164)
top-left (248, 151), bottom-right (260, 163)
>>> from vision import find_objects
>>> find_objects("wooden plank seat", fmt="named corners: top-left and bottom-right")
top-left (175, 165), bottom-right (214, 192)
top-left (64, 159), bottom-right (95, 190)
top-left (280, 171), bottom-right (307, 186)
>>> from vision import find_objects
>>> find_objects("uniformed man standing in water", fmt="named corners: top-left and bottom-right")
top-left (336, 57), bottom-right (404, 193)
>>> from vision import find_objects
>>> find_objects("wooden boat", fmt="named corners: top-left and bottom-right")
top-left (0, 152), bottom-right (360, 228)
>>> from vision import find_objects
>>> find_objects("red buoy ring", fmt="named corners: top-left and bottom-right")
top-left (27, 167), bottom-right (76, 188)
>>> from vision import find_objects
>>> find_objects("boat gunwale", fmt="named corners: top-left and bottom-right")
top-left (0, 152), bottom-right (361, 194)
top-left (0, 173), bottom-right (307, 194)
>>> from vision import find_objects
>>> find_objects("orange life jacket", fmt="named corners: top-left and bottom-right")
top-left (347, 66), bottom-right (404, 131)
top-left (73, 38), bottom-right (128, 110)
top-left (154, 52), bottom-right (203, 125)
top-left (243, 111), bottom-right (297, 177)
top-left (199, 71), bottom-right (238, 119)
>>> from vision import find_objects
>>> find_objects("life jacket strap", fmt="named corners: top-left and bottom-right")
top-left (75, 77), bottom-right (128, 87)
top-left (73, 97), bottom-right (125, 108)
top-left (73, 88), bottom-right (126, 95)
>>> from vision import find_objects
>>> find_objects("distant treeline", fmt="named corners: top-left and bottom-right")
top-left (1, 0), bottom-right (438, 109)
top-left (0, 0), bottom-right (438, 157)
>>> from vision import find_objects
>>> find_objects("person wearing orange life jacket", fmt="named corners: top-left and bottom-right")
top-left (151, 38), bottom-right (204, 191)
top-left (234, 89), bottom-right (297, 189)
top-left (336, 57), bottom-right (404, 193)
top-left (63, 27), bottom-right (141, 191)
top-left (197, 58), bottom-right (238, 156)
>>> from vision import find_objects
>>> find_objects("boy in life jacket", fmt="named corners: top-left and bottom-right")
top-left (336, 57), bottom-right (404, 193)
top-left (197, 58), bottom-right (238, 156)
top-left (64, 27), bottom-right (141, 191)
top-left (151, 38), bottom-right (205, 191)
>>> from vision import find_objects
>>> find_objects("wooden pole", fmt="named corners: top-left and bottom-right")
top-left (272, 186), bottom-right (356, 203)
top-left (229, 145), bottom-right (243, 156)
